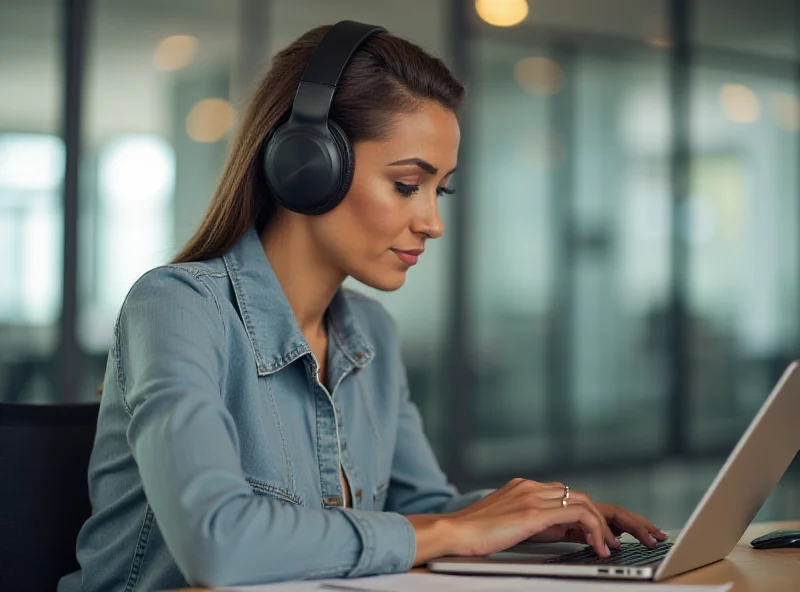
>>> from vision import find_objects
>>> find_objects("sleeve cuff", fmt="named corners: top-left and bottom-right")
top-left (335, 509), bottom-right (416, 577)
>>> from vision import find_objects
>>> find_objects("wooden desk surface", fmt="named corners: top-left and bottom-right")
top-left (657, 520), bottom-right (800, 590)
top-left (170, 520), bottom-right (800, 591)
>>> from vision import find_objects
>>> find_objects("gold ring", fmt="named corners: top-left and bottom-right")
top-left (561, 484), bottom-right (570, 507)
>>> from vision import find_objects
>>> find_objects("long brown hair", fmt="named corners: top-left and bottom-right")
top-left (171, 24), bottom-right (465, 264)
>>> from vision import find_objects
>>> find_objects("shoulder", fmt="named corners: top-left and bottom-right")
top-left (119, 262), bottom-right (228, 326)
top-left (112, 263), bottom-right (231, 406)
top-left (126, 262), bottom-right (221, 297)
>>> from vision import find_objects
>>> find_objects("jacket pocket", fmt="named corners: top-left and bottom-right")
top-left (245, 476), bottom-right (302, 506)
top-left (373, 481), bottom-right (389, 510)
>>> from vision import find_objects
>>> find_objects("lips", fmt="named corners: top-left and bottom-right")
top-left (392, 249), bottom-right (423, 266)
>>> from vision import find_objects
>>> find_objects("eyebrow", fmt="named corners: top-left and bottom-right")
top-left (387, 158), bottom-right (457, 177)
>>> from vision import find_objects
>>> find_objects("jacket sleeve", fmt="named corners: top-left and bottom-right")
top-left (117, 267), bottom-right (415, 587)
top-left (380, 316), bottom-right (494, 516)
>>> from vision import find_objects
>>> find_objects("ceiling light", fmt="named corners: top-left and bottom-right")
top-left (154, 35), bottom-right (198, 71)
top-left (719, 84), bottom-right (760, 123)
top-left (475, 0), bottom-right (529, 27)
top-left (186, 98), bottom-right (235, 143)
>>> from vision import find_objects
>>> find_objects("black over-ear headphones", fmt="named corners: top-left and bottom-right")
top-left (262, 20), bottom-right (386, 215)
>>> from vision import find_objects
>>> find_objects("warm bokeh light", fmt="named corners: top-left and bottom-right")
top-left (185, 98), bottom-right (235, 143)
top-left (719, 84), bottom-right (760, 123)
top-left (475, 0), bottom-right (529, 27)
top-left (771, 93), bottom-right (800, 132)
top-left (153, 35), bottom-right (198, 71)
top-left (514, 57), bottom-right (563, 96)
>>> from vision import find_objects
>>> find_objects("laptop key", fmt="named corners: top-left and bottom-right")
top-left (544, 542), bottom-right (673, 565)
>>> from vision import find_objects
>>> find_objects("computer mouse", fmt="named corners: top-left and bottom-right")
top-left (750, 530), bottom-right (800, 549)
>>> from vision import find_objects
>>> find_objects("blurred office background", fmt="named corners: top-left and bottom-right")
top-left (1, 0), bottom-right (798, 530)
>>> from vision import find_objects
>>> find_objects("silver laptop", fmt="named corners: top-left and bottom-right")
top-left (428, 361), bottom-right (800, 581)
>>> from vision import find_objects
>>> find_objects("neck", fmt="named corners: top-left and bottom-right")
top-left (259, 215), bottom-right (346, 339)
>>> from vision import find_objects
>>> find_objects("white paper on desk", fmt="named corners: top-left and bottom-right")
top-left (224, 572), bottom-right (733, 591)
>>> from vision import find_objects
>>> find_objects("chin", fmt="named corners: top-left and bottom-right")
top-left (350, 270), bottom-right (407, 292)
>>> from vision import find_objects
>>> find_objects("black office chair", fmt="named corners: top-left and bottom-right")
top-left (0, 402), bottom-right (99, 592)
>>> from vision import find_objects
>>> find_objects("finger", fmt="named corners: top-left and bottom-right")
top-left (534, 488), bottom-right (621, 549)
top-left (614, 507), bottom-right (666, 538)
top-left (541, 481), bottom-right (565, 490)
top-left (521, 485), bottom-right (590, 511)
top-left (608, 507), bottom-right (660, 548)
top-left (515, 480), bottom-right (569, 504)
top-left (627, 511), bottom-right (669, 541)
top-left (534, 486), bottom-right (571, 501)
top-left (567, 492), bottom-right (621, 549)
top-left (562, 525), bottom-right (588, 544)
top-left (540, 504), bottom-right (610, 557)
top-left (519, 493), bottom-right (575, 515)
top-left (636, 517), bottom-right (668, 541)
top-left (609, 524), bottom-right (626, 537)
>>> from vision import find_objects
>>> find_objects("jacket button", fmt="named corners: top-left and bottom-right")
top-left (354, 352), bottom-right (365, 362)
top-left (355, 489), bottom-right (363, 499)
top-left (324, 496), bottom-right (342, 507)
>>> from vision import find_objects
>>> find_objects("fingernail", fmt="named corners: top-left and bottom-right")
top-left (604, 544), bottom-right (610, 556)
top-left (649, 535), bottom-right (658, 545)
top-left (657, 530), bottom-right (668, 539)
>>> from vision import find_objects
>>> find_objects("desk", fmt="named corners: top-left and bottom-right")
top-left (659, 520), bottom-right (799, 590)
top-left (169, 520), bottom-right (799, 591)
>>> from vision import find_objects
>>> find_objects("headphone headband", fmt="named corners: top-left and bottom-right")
top-left (288, 21), bottom-right (386, 128)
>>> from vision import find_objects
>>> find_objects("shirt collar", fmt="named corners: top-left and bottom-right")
top-left (222, 225), bottom-right (374, 376)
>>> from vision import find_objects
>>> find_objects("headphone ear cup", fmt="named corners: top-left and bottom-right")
top-left (261, 116), bottom-right (351, 215)
top-left (325, 119), bottom-right (355, 211)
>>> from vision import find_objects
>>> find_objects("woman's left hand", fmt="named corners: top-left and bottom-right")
top-left (527, 497), bottom-right (668, 549)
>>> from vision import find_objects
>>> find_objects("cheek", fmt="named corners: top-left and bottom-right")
top-left (338, 185), bottom-right (407, 248)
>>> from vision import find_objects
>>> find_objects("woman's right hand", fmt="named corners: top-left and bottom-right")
top-left (411, 478), bottom-right (622, 564)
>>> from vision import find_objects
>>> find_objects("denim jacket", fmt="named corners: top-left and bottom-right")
top-left (59, 225), bottom-right (489, 591)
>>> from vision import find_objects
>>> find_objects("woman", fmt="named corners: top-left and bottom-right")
top-left (60, 22), bottom-right (667, 591)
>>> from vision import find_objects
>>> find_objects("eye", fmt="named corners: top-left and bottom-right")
top-left (395, 181), bottom-right (456, 198)
top-left (394, 181), bottom-right (419, 197)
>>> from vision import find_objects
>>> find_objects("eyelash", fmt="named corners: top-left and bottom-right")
top-left (394, 181), bottom-right (456, 198)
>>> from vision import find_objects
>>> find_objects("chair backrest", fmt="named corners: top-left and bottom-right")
top-left (0, 403), bottom-right (99, 592)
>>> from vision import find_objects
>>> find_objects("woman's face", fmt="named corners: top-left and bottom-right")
top-left (308, 100), bottom-right (460, 292)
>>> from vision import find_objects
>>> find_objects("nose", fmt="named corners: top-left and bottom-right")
top-left (410, 190), bottom-right (444, 240)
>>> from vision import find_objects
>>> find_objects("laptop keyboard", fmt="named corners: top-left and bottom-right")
top-left (544, 541), bottom-right (673, 567)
